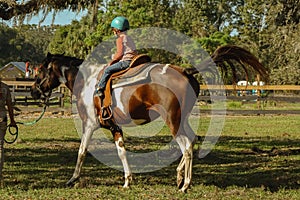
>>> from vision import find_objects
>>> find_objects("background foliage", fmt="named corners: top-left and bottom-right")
top-left (0, 0), bottom-right (299, 84)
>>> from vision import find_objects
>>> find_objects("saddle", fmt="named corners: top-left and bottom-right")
top-left (95, 54), bottom-right (151, 123)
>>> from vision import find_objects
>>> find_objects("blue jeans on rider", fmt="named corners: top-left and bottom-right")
top-left (97, 60), bottom-right (131, 91)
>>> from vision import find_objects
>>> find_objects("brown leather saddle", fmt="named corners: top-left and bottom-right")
top-left (95, 54), bottom-right (151, 123)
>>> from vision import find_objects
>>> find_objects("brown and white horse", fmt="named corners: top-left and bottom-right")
top-left (31, 45), bottom-right (267, 192)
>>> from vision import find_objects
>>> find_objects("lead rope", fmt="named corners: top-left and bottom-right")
top-left (4, 99), bottom-right (49, 144)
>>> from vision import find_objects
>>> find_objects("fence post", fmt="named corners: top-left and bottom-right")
top-left (256, 74), bottom-right (261, 110)
top-left (12, 85), bottom-right (16, 104)
top-left (59, 86), bottom-right (65, 108)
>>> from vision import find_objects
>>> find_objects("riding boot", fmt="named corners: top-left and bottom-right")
top-left (95, 87), bottom-right (105, 99)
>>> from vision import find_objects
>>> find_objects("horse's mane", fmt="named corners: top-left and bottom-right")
top-left (46, 53), bottom-right (84, 69)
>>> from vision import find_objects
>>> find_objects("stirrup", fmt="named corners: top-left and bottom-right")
top-left (98, 106), bottom-right (113, 124)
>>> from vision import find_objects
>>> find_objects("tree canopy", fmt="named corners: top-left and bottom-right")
top-left (0, 0), bottom-right (299, 84)
top-left (0, 0), bottom-right (93, 20)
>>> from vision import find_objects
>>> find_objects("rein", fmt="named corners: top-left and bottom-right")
top-left (4, 97), bottom-right (50, 144)
top-left (35, 74), bottom-right (52, 99)
top-left (5, 55), bottom-right (72, 144)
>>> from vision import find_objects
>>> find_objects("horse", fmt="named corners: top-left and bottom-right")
top-left (31, 45), bottom-right (267, 192)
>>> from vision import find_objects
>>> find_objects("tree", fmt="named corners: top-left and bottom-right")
top-left (274, 0), bottom-right (300, 26)
top-left (229, 0), bottom-right (299, 84)
top-left (1, 0), bottom-right (299, 85)
top-left (174, 0), bottom-right (244, 38)
top-left (0, 23), bottom-right (54, 66)
top-left (47, 19), bottom-right (91, 59)
top-left (0, 0), bottom-right (94, 21)
top-left (47, 0), bottom-right (181, 61)
top-left (266, 1), bottom-right (300, 85)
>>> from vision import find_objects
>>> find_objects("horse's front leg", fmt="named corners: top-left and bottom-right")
top-left (113, 129), bottom-right (132, 188)
top-left (66, 127), bottom-right (93, 187)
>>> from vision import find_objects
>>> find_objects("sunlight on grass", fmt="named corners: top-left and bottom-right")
top-left (199, 100), bottom-right (300, 110)
top-left (0, 115), bottom-right (299, 199)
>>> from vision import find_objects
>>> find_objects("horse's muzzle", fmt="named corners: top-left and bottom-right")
top-left (31, 88), bottom-right (41, 100)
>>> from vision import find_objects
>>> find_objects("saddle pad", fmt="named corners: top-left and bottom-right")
top-left (99, 63), bottom-right (161, 109)
top-left (112, 63), bottom-right (161, 89)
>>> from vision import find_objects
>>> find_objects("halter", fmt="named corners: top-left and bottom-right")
top-left (35, 63), bottom-right (54, 99)
top-left (35, 74), bottom-right (53, 99)
top-left (5, 63), bottom-right (56, 144)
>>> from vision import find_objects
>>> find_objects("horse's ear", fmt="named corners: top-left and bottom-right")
top-left (47, 52), bottom-right (52, 58)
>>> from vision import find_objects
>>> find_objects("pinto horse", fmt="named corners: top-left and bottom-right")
top-left (31, 45), bottom-right (267, 192)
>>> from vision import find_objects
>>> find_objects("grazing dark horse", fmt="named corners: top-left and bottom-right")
top-left (31, 45), bottom-right (267, 192)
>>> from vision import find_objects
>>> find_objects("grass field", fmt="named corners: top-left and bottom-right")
top-left (199, 100), bottom-right (300, 110)
top-left (0, 114), bottom-right (299, 199)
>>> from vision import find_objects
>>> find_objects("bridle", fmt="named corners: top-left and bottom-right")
top-left (6, 64), bottom-right (54, 144)
top-left (35, 64), bottom-right (53, 99)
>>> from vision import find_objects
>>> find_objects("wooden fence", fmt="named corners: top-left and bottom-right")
top-left (198, 84), bottom-right (300, 115)
top-left (2, 80), bottom-right (300, 114)
top-left (2, 80), bottom-right (66, 107)
top-left (199, 85), bottom-right (300, 102)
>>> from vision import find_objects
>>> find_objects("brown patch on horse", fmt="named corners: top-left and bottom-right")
top-left (112, 107), bottom-right (132, 125)
top-left (95, 59), bottom-right (152, 123)
top-left (127, 84), bottom-right (162, 123)
top-left (114, 132), bottom-right (124, 144)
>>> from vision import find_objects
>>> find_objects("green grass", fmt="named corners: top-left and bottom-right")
top-left (0, 115), bottom-right (299, 199)
top-left (199, 101), bottom-right (300, 110)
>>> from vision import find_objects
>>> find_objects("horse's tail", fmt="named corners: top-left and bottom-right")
top-left (185, 45), bottom-right (268, 83)
top-left (212, 45), bottom-right (268, 82)
top-left (183, 71), bottom-right (200, 98)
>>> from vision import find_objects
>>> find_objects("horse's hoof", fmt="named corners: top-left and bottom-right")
top-left (177, 180), bottom-right (184, 190)
top-left (179, 183), bottom-right (189, 193)
top-left (177, 173), bottom-right (184, 189)
top-left (180, 187), bottom-right (188, 193)
top-left (122, 185), bottom-right (130, 189)
top-left (122, 174), bottom-right (132, 189)
top-left (66, 177), bottom-right (79, 187)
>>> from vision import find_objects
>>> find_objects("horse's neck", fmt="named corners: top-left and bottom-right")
top-left (66, 63), bottom-right (104, 98)
top-left (65, 80), bottom-right (74, 93)
top-left (62, 68), bottom-right (79, 94)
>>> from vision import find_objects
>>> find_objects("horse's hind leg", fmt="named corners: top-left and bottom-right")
top-left (175, 134), bottom-right (193, 192)
top-left (163, 101), bottom-right (194, 192)
top-left (173, 119), bottom-right (195, 192)
top-left (111, 124), bottom-right (132, 188)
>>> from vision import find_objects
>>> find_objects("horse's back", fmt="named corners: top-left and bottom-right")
top-left (111, 63), bottom-right (199, 126)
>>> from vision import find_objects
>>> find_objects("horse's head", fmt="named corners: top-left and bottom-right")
top-left (31, 52), bottom-right (66, 100)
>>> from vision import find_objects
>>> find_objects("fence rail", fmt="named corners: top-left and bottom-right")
top-left (2, 80), bottom-right (299, 115)
top-left (200, 85), bottom-right (300, 90)
top-left (2, 80), bottom-right (65, 107)
top-left (198, 84), bottom-right (300, 115)
top-left (199, 84), bottom-right (300, 103)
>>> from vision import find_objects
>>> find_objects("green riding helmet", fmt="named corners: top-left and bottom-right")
top-left (111, 16), bottom-right (130, 31)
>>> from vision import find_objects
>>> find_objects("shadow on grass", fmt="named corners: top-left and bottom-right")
top-left (3, 135), bottom-right (300, 192)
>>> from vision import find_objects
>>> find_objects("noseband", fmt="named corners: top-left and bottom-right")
top-left (35, 68), bottom-right (53, 99)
